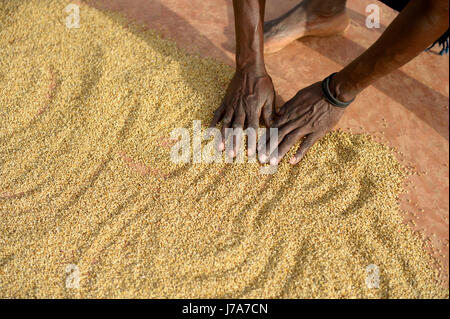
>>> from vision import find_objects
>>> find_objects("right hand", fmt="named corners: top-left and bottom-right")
top-left (209, 66), bottom-right (275, 157)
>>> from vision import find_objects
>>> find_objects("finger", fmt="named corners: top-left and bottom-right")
top-left (272, 97), bottom-right (291, 127)
top-left (246, 110), bottom-right (259, 158)
top-left (257, 127), bottom-right (272, 163)
top-left (209, 100), bottom-right (226, 129)
top-left (267, 111), bottom-right (309, 162)
top-left (275, 99), bottom-right (293, 118)
top-left (231, 105), bottom-right (246, 158)
top-left (246, 107), bottom-right (259, 132)
top-left (246, 125), bottom-right (257, 158)
top-left (276, 115), bottom-right (309, 143)
top-left (258, 126), bottom-right (283, 164)
top-left (262, 93), bottom-right (275, 128)
top-left (289, 132), bottom-right (322, 165)
top-left (268, 126), bottom-right (310, 165)
top-left (219, 108), bottom-right (234, 151)
top-left (272, 109), bottom-right (292, 128)
top-left (258, 108), bottom-right (286, 160)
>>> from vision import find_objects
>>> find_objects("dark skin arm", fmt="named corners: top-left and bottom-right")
top-left (264, 0), bottom-right (449, 165)
top-left (210, 0), bottom-right (275, 157)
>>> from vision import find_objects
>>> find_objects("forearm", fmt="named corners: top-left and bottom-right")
top-left (233, 0), bottom-right (267, 74)
top-left (332, 0), bottom-right (449, 102)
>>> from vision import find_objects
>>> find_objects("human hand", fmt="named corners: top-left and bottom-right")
top-left (210, 67), bottom-right (275, 157)
top-left (260, 81), bottom-right (346, 165)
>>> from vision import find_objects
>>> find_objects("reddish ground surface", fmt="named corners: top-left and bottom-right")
top-left (84, 0), bottom-right (449, 282)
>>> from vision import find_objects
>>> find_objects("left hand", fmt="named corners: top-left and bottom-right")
top-left (260, 81), bottom-right (347, 165)
top-left (210, 67), bottom-right (275, 157)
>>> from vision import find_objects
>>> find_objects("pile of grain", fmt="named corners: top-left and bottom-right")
top-left (0, 0), bottom-right (447, 298)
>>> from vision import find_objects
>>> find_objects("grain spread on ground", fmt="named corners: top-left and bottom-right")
top-left (0, 0), bottom-right (447, 298)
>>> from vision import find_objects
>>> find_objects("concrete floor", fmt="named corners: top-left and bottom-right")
top-left (84, 0), bottom-right (449, 282)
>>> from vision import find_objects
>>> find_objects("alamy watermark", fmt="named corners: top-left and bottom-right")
top-left (365, 4), bottom-right (380, 29)
top-left (170, 120), bottom-right (279, 174)
top-left (365, 264), bottom-right (380, 289)
top-left (65, 264), bottom-right (80, 289)
top-left (65, 4), bottom-right (80, 29)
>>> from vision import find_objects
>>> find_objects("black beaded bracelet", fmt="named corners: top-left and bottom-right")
top-left (321, 72), bottom-right (354, 108)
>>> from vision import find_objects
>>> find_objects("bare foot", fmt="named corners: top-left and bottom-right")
top-left (264, 2), bottom-right (350, 54)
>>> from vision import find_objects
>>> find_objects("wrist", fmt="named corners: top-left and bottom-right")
top-left (236, 56), bottom-right (267, 76)
top-left (329, 71), bottom-right (360, 103)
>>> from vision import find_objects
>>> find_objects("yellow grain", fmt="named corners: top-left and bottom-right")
top-left (0, 0), bottom-right (447, 298)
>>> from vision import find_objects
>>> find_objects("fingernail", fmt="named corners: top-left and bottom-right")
top-left (270, 157), bottom-right (278, 165)
top-left (219, 142), bottom-right (225, 151)
top-left (228, 150), bottom-right (235, 157)
top-left (248, 149), bottom-right (254, 157)
top-left (289, 157), bottom-right (296, 165)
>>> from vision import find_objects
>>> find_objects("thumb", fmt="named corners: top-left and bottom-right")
top-left (289, 132), bottom-right (322, 165)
